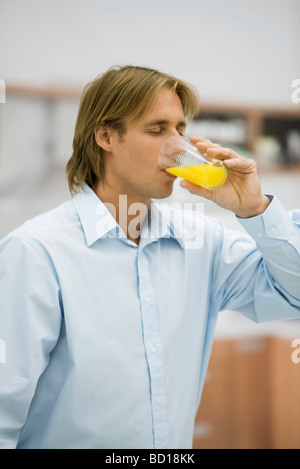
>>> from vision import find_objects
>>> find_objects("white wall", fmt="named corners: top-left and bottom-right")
top-left (0, 0), bottom-right (299, 237)
top-left (0, 0), bottom-right (299, 104)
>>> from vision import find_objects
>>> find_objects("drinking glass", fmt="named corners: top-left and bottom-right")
top-left (159, 135), bottom-right (228, 190)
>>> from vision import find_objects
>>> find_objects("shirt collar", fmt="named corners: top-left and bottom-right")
top-left (141, 202), bottom-right (185, 248)
top-left (72, 184), bottom-right (119, 246)
top-left (72, 183), bottom-right (184, 248)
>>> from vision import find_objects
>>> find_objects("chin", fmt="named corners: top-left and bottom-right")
top-left (151, 184), bottom-right (175, 200)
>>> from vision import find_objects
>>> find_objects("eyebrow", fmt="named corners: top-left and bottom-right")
top-left (144, 119), bottom-right (187, 128)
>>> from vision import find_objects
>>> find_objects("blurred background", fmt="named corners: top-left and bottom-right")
top-left (0, 0), bottom-right (300, 449)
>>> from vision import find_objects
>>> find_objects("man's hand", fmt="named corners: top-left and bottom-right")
top-left (180, 136), bottom-right (270, 218)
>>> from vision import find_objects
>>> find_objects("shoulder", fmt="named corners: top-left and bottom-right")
top-left (0, 200), bottom-right (79, 253)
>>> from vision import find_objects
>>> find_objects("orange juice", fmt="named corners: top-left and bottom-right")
top-left (166, 164), bottom-right (227, 190)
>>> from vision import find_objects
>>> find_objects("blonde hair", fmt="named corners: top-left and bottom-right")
top-left (66, 65), bottom-right (199, 194)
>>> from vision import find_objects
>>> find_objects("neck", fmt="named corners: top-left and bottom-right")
top-left (94, 180), bottom-right (151, 245)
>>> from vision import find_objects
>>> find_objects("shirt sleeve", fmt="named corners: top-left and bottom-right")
top-left (0, 235), bottom-right (62, 449)
top-left (212, 196), bottom-right (300, 322)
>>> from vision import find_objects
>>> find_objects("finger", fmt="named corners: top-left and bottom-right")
top-left (206, 146), bottom-right (239, 160)
top-left (191, 137), bottom-right (237, 160)
top-left (191, 136), bottom-right (214, 148)
top-left (179, 179), bottom-right (212, 199)
top-left (223, 156), bottom-right (256, 173)
top-left (190, 136), bottom-right (211, 143)
top-left (194, 140), bottom-right (221, 154)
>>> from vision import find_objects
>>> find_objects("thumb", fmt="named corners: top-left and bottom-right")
top-left (179, 179), bottom-right (212, 199)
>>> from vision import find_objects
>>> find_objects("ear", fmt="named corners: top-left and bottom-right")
top-left (94, 123), bottom-right (113, 152)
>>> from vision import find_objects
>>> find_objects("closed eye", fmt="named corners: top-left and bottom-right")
top-left (148, 129), bottom-right (164, 134)
top-left (144, 120), bottom-right (187, 136)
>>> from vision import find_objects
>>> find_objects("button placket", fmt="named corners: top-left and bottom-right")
top-left (137, 248), bottom-right (170, 449)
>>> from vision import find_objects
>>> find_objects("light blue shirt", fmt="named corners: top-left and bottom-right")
top-left (0, 184), bottom-right (300, 449)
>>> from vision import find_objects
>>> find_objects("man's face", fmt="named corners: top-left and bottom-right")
top-left (103, 88), bottom-right (187, 202)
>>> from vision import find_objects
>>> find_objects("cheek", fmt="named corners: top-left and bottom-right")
top-left (131, 146), bottom-right (155, 170)
top-left (141, 141), bottom-right (161, 167)
top-left (120, 138), bottom-right (161, 174)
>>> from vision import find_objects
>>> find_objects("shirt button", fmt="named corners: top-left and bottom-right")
top-left (157, 398), bottom-right (162, 404)
top-left (151, 346), bottom-right (157, 353)
top-left (145, 296), bottom-right (150, 303)
top-left (257, 232), bottom-right (263, 238)
top-left (271, 226), bottom-right (277, 234)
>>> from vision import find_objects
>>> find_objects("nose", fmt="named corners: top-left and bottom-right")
top-left (170, 128), bottom-right (181, 137)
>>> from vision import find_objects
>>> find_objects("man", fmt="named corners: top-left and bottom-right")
top-left (0, 65), bottom-right (299, 449)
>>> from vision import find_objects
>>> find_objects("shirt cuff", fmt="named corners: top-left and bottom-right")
top-left (237, 195), bottom-right (295, 247)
